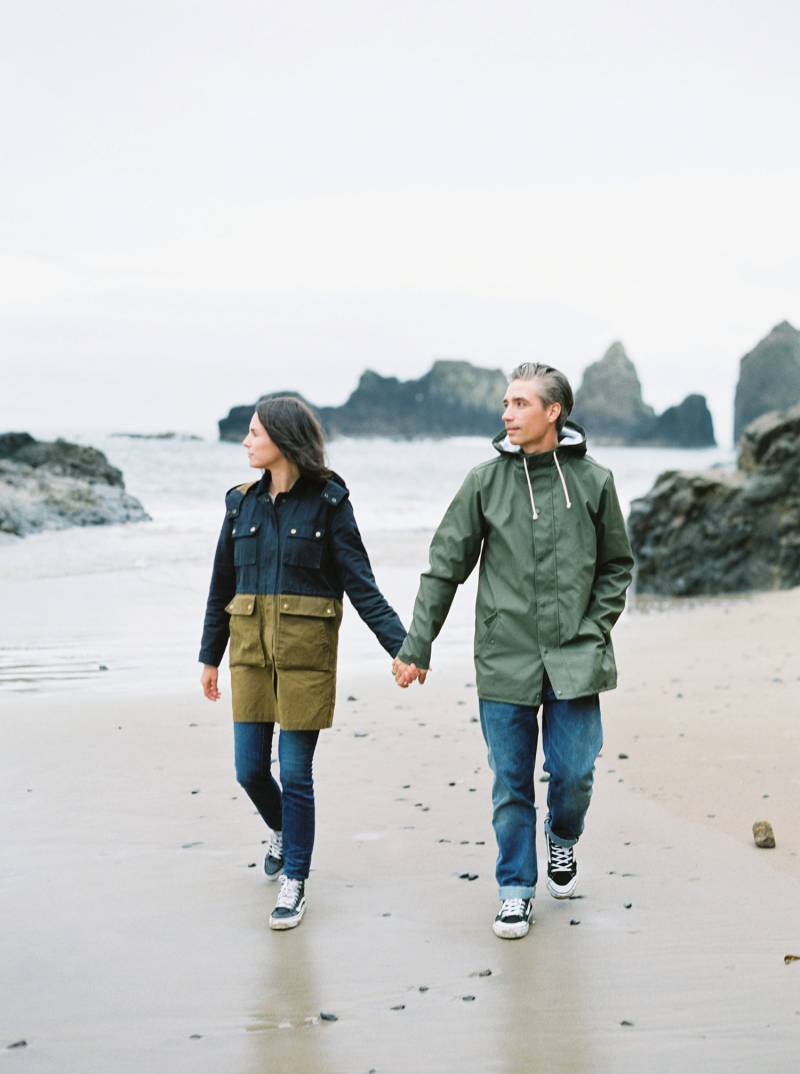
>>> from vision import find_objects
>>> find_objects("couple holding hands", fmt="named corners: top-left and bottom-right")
top-left (200, 363), bottom-right (633, 939)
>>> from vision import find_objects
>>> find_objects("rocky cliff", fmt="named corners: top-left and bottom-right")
top-left (572, 342), bottom-right (716, 447)
top-left (628, 404), bottom-right (800, 595)
top-left (733, 321), bottom-right (800, 442)
top-left (0, 433), bottom-right (150, 537)
top-left (218, 362), bottom-right (507, 441)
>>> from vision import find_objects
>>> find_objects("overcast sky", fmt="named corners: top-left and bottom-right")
top-left (2, 0), bottom-right (798, 444)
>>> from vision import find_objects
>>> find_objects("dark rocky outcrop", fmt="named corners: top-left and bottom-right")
top-left (733, 321), bottom-right (800, 442)
top-left (0, 433), bottom-right (150, 537)
top-left (110, 432), bottom-right (203, 441)
top-left (219, 391), bottom-right (315, 442)
top-left (572, 342), bottom-right (716, 447)
top-left (218, 363), bottom-right (507, 441)
top-left (628, 404), bottom-right (800, 595)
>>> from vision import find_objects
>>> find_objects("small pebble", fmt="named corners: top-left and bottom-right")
top-left (181, 842), bottom-right (203, 849)
top-left (624, 903), bottom-right (633, 909)
top-left (189, 1034), bottom-right (203, 1039)
top-left (346, 695), bottom-right (358, 701)
top-left (469, 969), bottom-right (492, 977)
top-left (459, 873), bottom-right (479, 881)
top-left (462, 995), bottom-right (476, 1002)
top-left (320, 1011), bottom-right (338, 1022)
top-left (618, 752), bottom-right (629, 760)
top-left (247, 863), bottom-right (256, 868)
top-left (354, 732), bottom-right (368, 738)
top-left (7, 1041), bottom-right (27, 1049)
top-left (569, 919), bottom-right (580, 926)
top-left (390, 1004), bottom-right (405, 1011)
top-left (418, 985), bottom-right (429, 992)
top-left (620, 1020), bottom-right (634, 1027)
top-left (98, 664), bottom-right (108, 671)
top-left (753, 820), bottom-right (776, 848)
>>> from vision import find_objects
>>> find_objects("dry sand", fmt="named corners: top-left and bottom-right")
top-left (2, 569), bottom-right (800, 1073)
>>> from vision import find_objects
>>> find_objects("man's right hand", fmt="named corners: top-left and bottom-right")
top-left (201, 665), bottom-right (221, 701)
top-left (392, 658), bottom-right (428, 687)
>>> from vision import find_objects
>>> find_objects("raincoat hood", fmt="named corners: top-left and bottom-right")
top-left (491, 420), bottom-right (588, 521)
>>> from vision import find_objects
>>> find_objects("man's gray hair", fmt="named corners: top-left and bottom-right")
top-left (509, 362), bottom-right (574, 432)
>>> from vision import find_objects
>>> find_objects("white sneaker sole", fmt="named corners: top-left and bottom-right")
top-left (269, 898), bottom-right (307, 930)
top-left (493, 913), bottom-right (534, 940)
top-left (546, 875), bottom-right (578, 899)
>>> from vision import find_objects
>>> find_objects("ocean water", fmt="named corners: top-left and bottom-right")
top-left (0, 433), bottom-right (734, 692)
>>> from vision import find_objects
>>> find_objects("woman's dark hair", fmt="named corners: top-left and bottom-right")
top-left (255, 396), bottom-right (332, 481)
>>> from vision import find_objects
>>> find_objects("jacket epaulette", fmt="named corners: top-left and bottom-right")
top-left (321, 478), bottom-right (349, 506)
top-left (224, 481), bottom-right (259, 519)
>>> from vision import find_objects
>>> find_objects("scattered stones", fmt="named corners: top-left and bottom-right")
top-left (459, 872), bottom-right (479, 881)
top-left (319, 1011), bottom-right (338, 1022)
top-left (418, 985), bottom-right (429, 992)
top-left (753, 821), bottom-right (776, 848)
top-left (98, 664), bottom-right (109, 671)
top-left (785, 954), bottom-right (800, 965)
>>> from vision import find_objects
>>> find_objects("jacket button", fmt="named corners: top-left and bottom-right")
top-left (290, 528), bottom-right (297, 535)
top-left (315, 531), bottom-right (321, 538)
top-left (232, 528), bottom-right (236, 534)
top-left (250, 526), bottom-right (256, 532)
top-left (283, 604), bottom-right (288, 610)
top-left (325, 607), bottom-right (332, 613)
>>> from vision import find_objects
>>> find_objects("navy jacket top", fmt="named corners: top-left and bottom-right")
top-left (199, 470), bottom-right (406, 667)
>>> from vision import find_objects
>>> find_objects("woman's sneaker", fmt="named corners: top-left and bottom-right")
top-left (263, 830), bottom-right (284, 880)
top-left (269, 876), bottom-right (306, 930)
top-left (493, 898), bottom-right (534, 939)
top-left (546, 836), bottom-right (578, 898)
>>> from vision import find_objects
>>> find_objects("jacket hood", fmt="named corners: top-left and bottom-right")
top-left (491, 419), bottom-right (588, 461)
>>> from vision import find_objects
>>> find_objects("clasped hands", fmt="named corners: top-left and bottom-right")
top-left (392, 657), bottom-right (428, 688)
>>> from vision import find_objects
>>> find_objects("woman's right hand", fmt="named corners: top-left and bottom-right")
top-left (201, 665), bottom-right (221, 701)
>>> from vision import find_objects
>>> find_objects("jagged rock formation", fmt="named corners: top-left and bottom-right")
top-left (733, 321), bottom-right (800, 441)
top-left (218, 362), bottom-right (507, 441)
top-left (572, 342), bottom-right (716, 447)
top-left (628, 404), bottom-right (800, 595)
top-left (0, 433), bottom-right (150, 537)
top-left (218, 391), bottom-right (316, 442)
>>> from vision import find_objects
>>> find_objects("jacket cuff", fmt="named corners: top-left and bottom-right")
top-left (395, 641), bottom-right (431, 668)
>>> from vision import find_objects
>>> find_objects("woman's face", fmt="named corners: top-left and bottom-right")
top-left (243, 411), bottom-right (284, 469)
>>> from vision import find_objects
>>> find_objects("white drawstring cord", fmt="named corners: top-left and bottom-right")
top-left (523, 457), bottom-right (539, 520)
top-left (554, 450), bottom-right (572, 509)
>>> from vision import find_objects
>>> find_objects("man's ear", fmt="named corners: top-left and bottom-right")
top-left (548, 402), bottom-right (562, 425)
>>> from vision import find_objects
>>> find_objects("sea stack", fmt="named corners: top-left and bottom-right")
top-left (734, 321), bottom-right (800, 442)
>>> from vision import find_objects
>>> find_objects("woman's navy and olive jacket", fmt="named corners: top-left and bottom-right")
top-left (199, 471), bottom-right (406, 730)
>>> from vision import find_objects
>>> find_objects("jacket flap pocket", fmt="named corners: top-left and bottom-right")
top-left (277, 594), bottom-right (337, 618)
top-left (287, 526), bottom-right (325, 541)
top-left (231, 521), bottom-right (261, 538)
top-left (225, 593), bottom-right (257, 616)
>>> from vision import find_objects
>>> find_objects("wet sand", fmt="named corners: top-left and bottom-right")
top-left (2, 576), bottom-right (800, 1072)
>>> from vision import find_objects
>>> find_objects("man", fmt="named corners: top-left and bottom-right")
top-left (392, 362), bottom-right (634, 939)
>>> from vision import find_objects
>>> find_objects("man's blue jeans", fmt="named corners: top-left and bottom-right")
top-left (478, 676), bottom-right (603, 900)
top-left (233, 722), bottom-right (320, 881)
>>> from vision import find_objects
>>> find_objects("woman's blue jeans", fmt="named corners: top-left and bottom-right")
top-left (478, 675), bottom-right (603, 900)
top-left (233, 721), bottom-right (320, 881)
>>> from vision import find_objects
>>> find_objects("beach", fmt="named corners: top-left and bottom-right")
top-left (1, 436), bottom-right (799, 1072)
top-left (2, 559), bottom-right (800, 1070)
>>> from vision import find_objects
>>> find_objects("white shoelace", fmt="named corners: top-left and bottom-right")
top-left (267, 830), bottom-right (283, 859)
top-left (275, 876), bottom-right (303, 910)
top-left (499, 898), bottom-right (528, 919)
top-left (549, 843), bottom-right (574, 870)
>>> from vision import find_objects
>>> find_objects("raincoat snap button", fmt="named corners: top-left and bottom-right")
top-left (231, 527), bottom-right (236, 534)
top-left (250, 526), bottom-right (256, 532)
top-left (282, 603), bottom-right (288, 610)
top-left (315, 531), bottom-right (321, 538)
top-left (290, 528), bottom-right (297, 535)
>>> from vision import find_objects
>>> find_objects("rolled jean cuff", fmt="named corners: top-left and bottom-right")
top-left (544, 818), bottom-right (578, 848)
top-left (498, 884), bottom-right (535, 900)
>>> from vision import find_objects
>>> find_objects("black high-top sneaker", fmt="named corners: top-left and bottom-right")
top-left (269, 876), bottom-right (306, 930)
top-left (493, 898), bottom-right (534, 939)
top-left (546, 836), bottom-right (578, 898)
top-left (263, 830), bottom-right (283, 880)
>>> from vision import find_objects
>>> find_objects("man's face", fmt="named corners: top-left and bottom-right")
top-left (502, 378), bottom-right (561, 453)
top-left (243, 411), bottom-right (283, 469)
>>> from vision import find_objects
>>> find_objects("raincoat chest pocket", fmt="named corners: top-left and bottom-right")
top-left (225, 593), bottom-right (266, 667)
top-left (232, 521), bottom-right (260, 566)
top-left (284, 527), bottom-right (325, 570)
top-left (275, 594), bottom-right (338, 671)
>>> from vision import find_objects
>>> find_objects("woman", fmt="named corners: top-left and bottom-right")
top-left (199, 396), bottom-right (405, 930)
